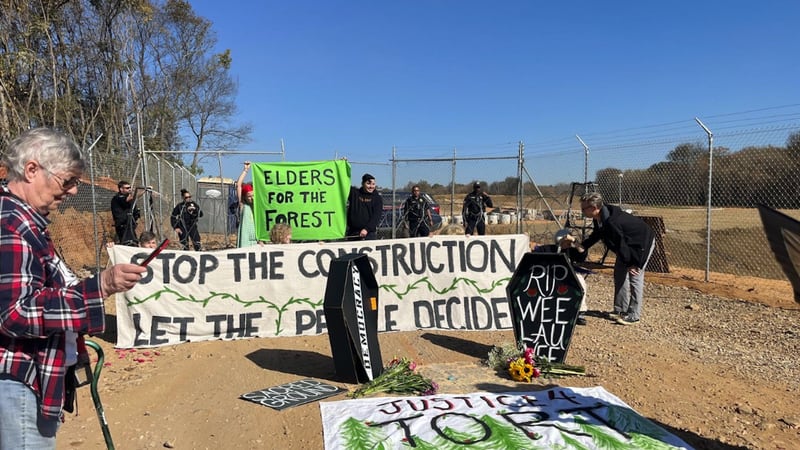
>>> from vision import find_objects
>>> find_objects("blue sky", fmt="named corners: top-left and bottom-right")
top-left (187, 0), bottom-right (800, 187)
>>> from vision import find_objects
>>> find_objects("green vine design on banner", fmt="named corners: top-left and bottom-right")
top-left (126, 287), bottom-right (323, 336)
top-left (380, 276), bottom-right (511, 300)
top-left (126, 276), bottom-right (510, 336)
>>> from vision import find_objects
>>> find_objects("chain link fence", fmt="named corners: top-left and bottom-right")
top-left (44, 107), bottom-right (800, 285)
top-left (523, 112), bottom-right (800, 281)
top-left (48, 151), bottom-right (198, 277)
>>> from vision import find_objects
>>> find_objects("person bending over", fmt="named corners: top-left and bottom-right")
top-left (560, 192), bottom-right (655, 325)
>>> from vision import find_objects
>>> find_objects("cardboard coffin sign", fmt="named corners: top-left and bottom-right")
top-left (323, 253), bottom-right (383, 383)
top-left (505, 252), bottom-right (585, 363)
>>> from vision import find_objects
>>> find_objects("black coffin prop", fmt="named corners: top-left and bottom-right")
top-left (323, 253), bottom-right (383, 383)
top-left (505, 252), bottom-right (585, 363)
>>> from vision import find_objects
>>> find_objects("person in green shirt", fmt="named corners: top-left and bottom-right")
top-left (236, 162), bottom-right (262, 247)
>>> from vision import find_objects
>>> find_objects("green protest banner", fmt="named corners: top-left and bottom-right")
top-left (251, 160), bottom-right (351, 241)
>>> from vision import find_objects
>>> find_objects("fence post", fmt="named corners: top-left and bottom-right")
top-left (86, 135), bottom-right (103, 274)
top-left (695, 117), bottom-right (714, 282)
top-left (451, 148), bottom-right (457, 223)
top-left (517, 141), bottom-right (524, 234)
top-left (576, 135), bottom-right (589, 188)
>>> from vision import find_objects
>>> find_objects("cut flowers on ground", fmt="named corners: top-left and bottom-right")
top-left (487, 342), bottom-right (586, 381)
top-left (349, 357), bottom-right (438, 398)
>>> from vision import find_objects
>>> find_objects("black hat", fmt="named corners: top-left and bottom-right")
top-left (473, 183), bottom-right (481, 189)
top-left (362, 173), bottom-right (375, 183)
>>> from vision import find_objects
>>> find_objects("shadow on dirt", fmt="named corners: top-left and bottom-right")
top-left (656, 421), bottom-right (749, 450)
top-left (420, 332), bottom-right (494, 359)
top-left (245, 348), bottom-right (338, 380)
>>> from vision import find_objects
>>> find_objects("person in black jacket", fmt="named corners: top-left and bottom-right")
top-left (347, 173), bottom-right (383, 240)
top-left (560, 192), bottom-right (655, 325)
top-left (462, 183), bottom-right (493, 235)
top-left (171, 189), bottom-right (203, 250)
top-left (110, 180), bottom-right (141, 245)
top-left (403, 185), bottom-right (433, 237)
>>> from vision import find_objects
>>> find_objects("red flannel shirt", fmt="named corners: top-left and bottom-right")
top-left (0, 189), bottom-right (105, 419)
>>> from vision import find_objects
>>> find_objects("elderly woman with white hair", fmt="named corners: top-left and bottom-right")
top-left (0, 127), bottom-right (146, 448)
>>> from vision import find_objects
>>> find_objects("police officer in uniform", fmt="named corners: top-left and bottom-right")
top-left (462, 183), bottom-right (493, 235)
top-left (403, 185), bottom-right (433, 237)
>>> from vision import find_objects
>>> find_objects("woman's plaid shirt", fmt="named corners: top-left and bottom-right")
top-left (0, 189), bottom-right (105, 419)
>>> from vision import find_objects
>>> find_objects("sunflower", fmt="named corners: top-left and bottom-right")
top-left (522, 363), bottom-right (534, 382)
top-left (507, 358), bottom-right (525, 381)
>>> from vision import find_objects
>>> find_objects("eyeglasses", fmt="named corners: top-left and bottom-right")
top-left (40, 164), bottom-right (81, 190)
top-left (184, 196), bottom-right (192, 200)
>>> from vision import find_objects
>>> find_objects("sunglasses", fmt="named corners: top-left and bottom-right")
top-left (41, 164), bottom-right (82, 190)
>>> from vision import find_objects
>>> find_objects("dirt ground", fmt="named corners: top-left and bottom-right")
top-left (52, 260), bottom-right (800, 450)
top-left (49, 191), bottom-right (800, 449)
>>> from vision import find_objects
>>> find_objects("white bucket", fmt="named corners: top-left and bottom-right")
top-left (488, 213), bottom-right (499, 224)
top-left (453, 215), bottom-right (463, 225)
top-left (500, 214), bottom-right (512, 224)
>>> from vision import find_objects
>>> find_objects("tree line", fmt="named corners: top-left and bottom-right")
top-left (0, 0), bottom-right (251, 174)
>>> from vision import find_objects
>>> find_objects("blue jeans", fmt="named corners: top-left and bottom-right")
top-left (0, 377), bottom-right (59, 449)
top-left (613, 241), bottom-right (656, 320)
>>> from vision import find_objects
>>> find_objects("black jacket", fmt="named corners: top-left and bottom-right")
top-left (462, 190), bottom-right (493, 221)
top-left (571, 204), bottom-right (655, 268)
top-left (403, 195), bottom-right (431, 223)
top-left (111, 193), bottom-right (139, 226)
top-left (171, 201), bottom-right (203, 230)
top-left (347, 187), bottom-right (383, 233)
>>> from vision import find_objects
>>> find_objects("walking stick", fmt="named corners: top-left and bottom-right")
top-left (85, 340), bottom-right (115, 450)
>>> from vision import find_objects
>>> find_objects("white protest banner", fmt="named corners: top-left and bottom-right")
top-left (320, 387), bottom-right (693, 449)
top-left (111, 234), bottom-right (529, 348)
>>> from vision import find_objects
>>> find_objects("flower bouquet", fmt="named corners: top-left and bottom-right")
top-left (349, 357), bottom-right (439, 399)
top-left (487, 342), bottom-right (586, 381)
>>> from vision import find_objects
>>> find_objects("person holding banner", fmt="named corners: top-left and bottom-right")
top-left (171, 189), bottom-right (203, 251)
top-left (269, 223), bottom-right (292, 244)
top-left (0, 127), bottom-right (147, 448)
top-left (560, 192), bottom-right (655, 325)
top-left (139, 231), bottom-right (158, 248)
top-left (346, 173), bottom-right (383, 240)
top-left (236, 162), bottom-right (264, 247)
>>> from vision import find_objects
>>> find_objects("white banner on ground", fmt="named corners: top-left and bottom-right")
top-left (320, 386), bottom-right (693, 449)
top-left (110, 234), bottom-right (529, 348)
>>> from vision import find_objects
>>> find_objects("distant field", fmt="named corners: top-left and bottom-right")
top-left (433, 194), bottom-right (793, 281)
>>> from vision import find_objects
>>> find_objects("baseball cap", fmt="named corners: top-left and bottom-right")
top-left (362, 173), bottom-right (375, 183)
